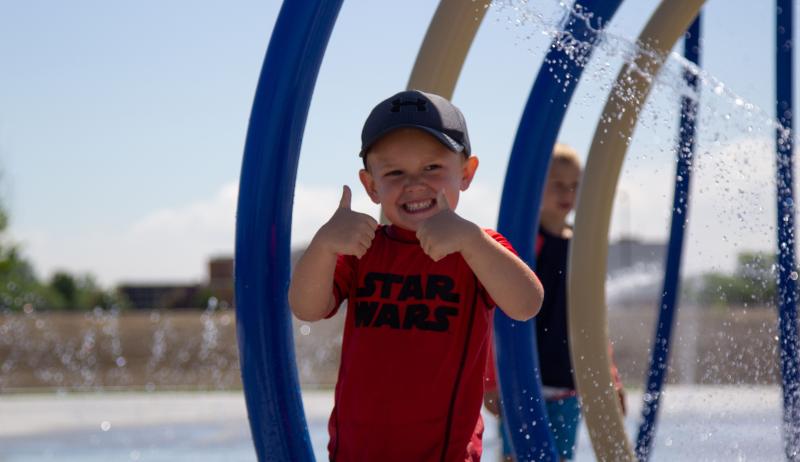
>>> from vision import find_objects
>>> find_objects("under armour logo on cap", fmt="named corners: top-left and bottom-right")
top-left (390, 97), bottom-right (428, 113)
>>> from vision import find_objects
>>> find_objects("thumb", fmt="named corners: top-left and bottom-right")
top-left (339, 185), bottom-right (352, 209)
top-left (436, 189), bottom-right (451, 211)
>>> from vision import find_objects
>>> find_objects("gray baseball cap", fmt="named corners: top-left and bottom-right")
top-left (359, 90), bottom-right (471, 162)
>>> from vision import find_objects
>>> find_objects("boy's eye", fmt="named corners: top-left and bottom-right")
top-left (384, 170), bottom-right (403, 177)
top-left (424, 164), bottom-right (441, 171)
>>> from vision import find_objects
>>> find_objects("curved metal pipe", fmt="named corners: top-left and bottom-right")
top-left (493, 1), bottom-right (623, 459)
top-left (635, 14), bottom-right (702, 461)
top-left (568, 1), bottom-right (705, 460)
top-left (234, 1), bottom-right (343, 460)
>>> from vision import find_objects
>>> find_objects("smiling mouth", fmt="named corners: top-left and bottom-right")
top-left (402, 199), bottom-right (435, 213)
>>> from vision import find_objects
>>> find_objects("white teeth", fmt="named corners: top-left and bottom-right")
top-left (404, 200), bottom-right (433, 212)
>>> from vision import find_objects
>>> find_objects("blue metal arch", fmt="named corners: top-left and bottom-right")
top-left (493, 1), bottom-right (623, 460)
top-left (775, 0), bottom-right (800, 458)
top-left (234, 2), bottom-right (800, 461)
top-left (234, 1), bottom-right (343, 460)
top-left (635, 14), bottom-right (701, 461)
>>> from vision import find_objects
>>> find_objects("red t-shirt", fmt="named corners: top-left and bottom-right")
top-left (327, 225), bottom-right (514, 462)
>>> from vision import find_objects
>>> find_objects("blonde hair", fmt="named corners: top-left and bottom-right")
top-left (551, 143), bottom-right (581, 169)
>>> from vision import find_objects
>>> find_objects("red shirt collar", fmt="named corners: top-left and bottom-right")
top-left (384, 224), bottom-right (418, 243)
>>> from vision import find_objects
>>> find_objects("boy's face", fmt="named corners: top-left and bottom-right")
top-left (541, 160), bottom-right (581, 222)
top-left (359, 128), bottom-right (478, 231)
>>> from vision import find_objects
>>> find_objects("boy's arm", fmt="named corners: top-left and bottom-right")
top-left (288, 186), bottom-right (378, 321)
top-left (416, 190), bottom-right (543, 321)
top-left (289, 241), bottom-right (340, 321)
top-left (459, 229), bottom-right (543, 321)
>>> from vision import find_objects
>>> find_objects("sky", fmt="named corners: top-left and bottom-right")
top-left (0, 1), bottom-right (794, 287)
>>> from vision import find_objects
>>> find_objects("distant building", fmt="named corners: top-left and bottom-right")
top-left (207, 256), bottom-right (234, 306)
top-left (117, 284), bottom-right (203, 310)
top-left (116, 238), bottom-right (665, 310)
top-left (605, 237), bottom-right (667, 307)
top-left (119, 256), bottom-right (235, 310)
top-left (608, 237), bottom-right (666, 275)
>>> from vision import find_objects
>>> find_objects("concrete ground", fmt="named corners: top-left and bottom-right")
top-left (0, 385), bottom-right (786, 462)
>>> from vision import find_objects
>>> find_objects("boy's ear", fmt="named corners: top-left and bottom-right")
top-left (358, 169), bottom-right (381, 204)
top-left (460, 156), bottom-right (479, 191)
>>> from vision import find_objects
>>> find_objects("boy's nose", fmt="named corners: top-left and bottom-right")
top-left (403, 174), bottom-right (425, 188)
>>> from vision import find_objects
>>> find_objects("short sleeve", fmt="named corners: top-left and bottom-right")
top-left (479, 229), bottom-right (519, 308)
top-left (328, 254), bottom-right (357, 318)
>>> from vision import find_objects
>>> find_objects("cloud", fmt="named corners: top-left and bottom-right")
top-left (456, 182), bottom-right (503, 229)
top-left (17, 183), bottom-right (239, 286)
top-left (15, 181), bottom-right (506, 287)
top-left (129, 183), bottom-right (238, 240)
top-left (683, 136), bottom-right (778, 273)
top-left (610, 135), bottom-right (778, 274)
top-left (290, 184), bottom-right (380, 246)
top-left (13, 138), bottom-right (785, 288)
top-left (14, 182), bottom-right (381, 286)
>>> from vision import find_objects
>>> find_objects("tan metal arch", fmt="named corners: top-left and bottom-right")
top-left (568, 1), bottom-right (704, 460)
top-left (379, 0), bottom-right (488, 226)
top-left (406, 0), bottom-right (488, 98)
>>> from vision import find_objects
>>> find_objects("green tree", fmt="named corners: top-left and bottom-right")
top-left (0, 196), bottom-right (124, 311)
top-left (0, 204), bottom-right (48, 311)
top-left (697, 251), bottom-right (776, 307)
top-left (44, 271), bottom-right (128, 311)
top-left (50, 271), bottom-right (78, 307)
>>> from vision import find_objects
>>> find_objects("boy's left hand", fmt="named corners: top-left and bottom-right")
top-left (416, 189), bottom-right (480, 261)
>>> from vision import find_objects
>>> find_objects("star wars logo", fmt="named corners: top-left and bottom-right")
top-left (353, 272), bottom-right (461, 332)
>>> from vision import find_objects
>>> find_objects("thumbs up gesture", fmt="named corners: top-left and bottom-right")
top-left (416, 189), bottom-right (481, 262)
top-left (316, 185), bottom-right (378, 258)
top-left (338, 184), bottom-right (353, 210)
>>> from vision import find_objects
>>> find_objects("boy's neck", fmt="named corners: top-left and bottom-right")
top-left (385, 224), bottom-right (418, 241)
top-left (539, 213), bottom-right (570, 238)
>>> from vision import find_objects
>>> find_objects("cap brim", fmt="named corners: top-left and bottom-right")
top-left (360, 124), bottom-right (465, 157)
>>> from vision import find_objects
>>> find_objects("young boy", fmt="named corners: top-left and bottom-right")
top-left (484, 144), bottom-right (624, 461)
top-left (530, 143), bottom-right (585, 462)
top-left (288, 90), bottom-right (544, 461)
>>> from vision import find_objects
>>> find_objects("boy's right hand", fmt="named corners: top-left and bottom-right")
top-left (315, 185), bottom-right (378, 258)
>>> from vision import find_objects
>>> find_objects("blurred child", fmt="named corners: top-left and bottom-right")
top-left (484, 143), bottom-right (624, 462)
